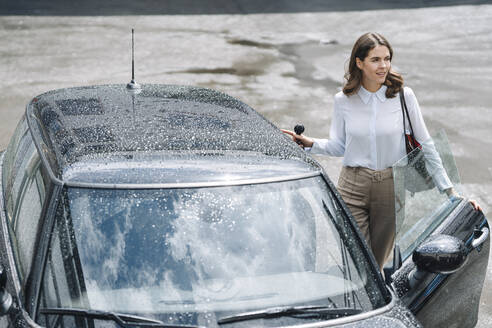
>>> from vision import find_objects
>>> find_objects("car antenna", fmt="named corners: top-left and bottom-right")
top-left (127, 28), bottom-right (141, 90)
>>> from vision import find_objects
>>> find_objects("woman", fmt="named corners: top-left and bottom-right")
top-left (282, 32), bottom-right (481, 269)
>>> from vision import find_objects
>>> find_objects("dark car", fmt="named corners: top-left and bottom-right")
top-left (0, 84), bottom-right (488, 328)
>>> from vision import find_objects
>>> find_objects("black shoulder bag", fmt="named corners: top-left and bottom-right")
top-left (399, 89), bottom-right (435, 193)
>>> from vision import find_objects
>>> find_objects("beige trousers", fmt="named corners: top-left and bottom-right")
top-left (337, 166), bottom-right (395, 269)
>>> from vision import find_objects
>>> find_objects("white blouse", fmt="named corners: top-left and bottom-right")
top-left (308, 85), bottom-right (452, 192)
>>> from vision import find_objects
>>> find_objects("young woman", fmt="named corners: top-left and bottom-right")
top-left (282, 32), bottom-right (481, 269)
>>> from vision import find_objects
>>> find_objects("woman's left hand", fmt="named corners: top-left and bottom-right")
top-left (446, 188), bottom-right (482, 212)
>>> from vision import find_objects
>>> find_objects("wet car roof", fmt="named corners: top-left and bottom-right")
top-left (26, 84), bottom-right (320, 187)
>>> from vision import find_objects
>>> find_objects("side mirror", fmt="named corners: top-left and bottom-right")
top-left (408, 234), bottom-right (467, 289)
top-left (413, 234), bottom-right (467, 274)
top-left (0, 265), bottom-right (12, 316)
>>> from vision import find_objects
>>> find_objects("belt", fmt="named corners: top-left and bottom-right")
top-left (344, 166), bottom-right (393, 182)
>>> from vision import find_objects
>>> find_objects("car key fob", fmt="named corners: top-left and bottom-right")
top-left (294, 124), bottom-right (304, 145)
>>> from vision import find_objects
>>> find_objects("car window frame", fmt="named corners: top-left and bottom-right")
top-left (24, 180), bottom-right (60, 322)
top-left (319, 172), bottom-right (392, 302)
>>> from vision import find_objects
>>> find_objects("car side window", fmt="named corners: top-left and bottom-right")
top-left (37, 198), bottom-right (86, 327)
top-left (2, 115), bottom-right (30, 222)
top-left (2, 115), bottom-right (28, 188)
top-left (4, 120), bottom-right (48, 280)
top-left (393, 130), bottom-right (462, 260)
top-left (14, 162), bottom-right (46, 278)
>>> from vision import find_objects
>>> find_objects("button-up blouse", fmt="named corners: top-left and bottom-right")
top-left (309, 85), bottom-right (452, 191)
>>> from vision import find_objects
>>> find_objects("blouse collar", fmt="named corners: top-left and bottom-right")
top-left (358, 85), bottom-right (388, 104)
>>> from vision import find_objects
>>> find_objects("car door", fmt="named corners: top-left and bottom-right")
top-left (388, 130), bottom-right (489, 328)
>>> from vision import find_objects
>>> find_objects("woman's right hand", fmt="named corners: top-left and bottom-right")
top-left (280, 129), bottom-right (314, 149)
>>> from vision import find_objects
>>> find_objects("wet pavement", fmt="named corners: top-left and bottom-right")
top-left (1, 1), bottom-right (491, 326)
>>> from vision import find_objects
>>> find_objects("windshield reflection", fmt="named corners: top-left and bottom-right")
top-left (39, 176), bottom-right (385, 327)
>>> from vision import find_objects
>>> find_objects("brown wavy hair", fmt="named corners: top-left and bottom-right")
top-left (343, 32), bottom-right (403, 98)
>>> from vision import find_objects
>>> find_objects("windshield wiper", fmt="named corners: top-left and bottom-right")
top-left (39, 307), bottom-right (204, 328)
top-left (217, 305), bottom-right (362, 325)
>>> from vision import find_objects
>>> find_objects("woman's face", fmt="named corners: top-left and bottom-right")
top-left (356, 45), bottom-right (391, 92)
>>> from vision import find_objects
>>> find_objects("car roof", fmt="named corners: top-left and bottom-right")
top-left (26, 84), bottom-right (321, 188)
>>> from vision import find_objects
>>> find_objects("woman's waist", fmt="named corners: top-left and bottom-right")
top-left (341, 166), bottom-right (393, 182)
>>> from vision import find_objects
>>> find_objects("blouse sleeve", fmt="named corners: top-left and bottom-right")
top-left (404, 87), bottom-right (453, 192)
top-left (307, 95), bottom-right (346, 157)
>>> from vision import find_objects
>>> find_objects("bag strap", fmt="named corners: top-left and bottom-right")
top-left (399, 89), bottom-right (415, 136)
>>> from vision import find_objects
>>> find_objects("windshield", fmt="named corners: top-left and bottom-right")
top-left (38, 176), bottom-right (386, 327)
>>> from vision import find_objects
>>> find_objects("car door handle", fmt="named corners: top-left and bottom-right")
top-left (472, 227), bottom-right (489, 248)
